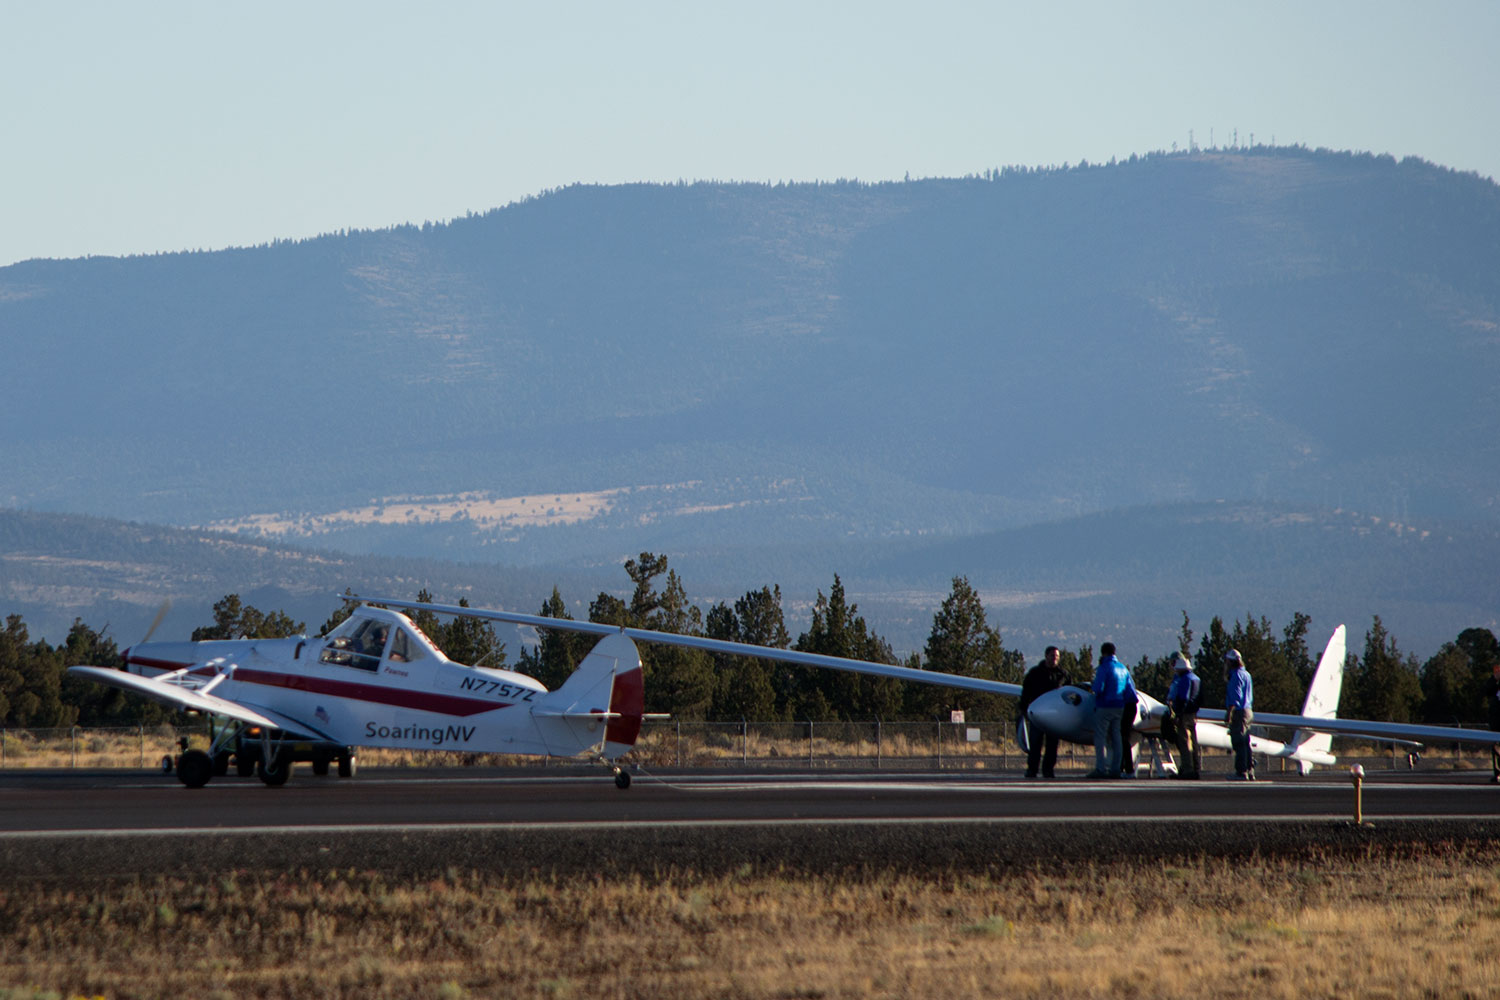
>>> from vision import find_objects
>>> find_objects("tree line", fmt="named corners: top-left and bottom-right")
top-left (3, 553), bottom-right (1497, 729)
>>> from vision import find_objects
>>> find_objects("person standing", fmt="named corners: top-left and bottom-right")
top-left (1019, 646), bottom-right (1070, 779)
top-left (1091, 642), bottom-right (1134, 778)
top-left (1167, 654), bottom-right (1201, 779)
top-left (1225, 648), bottom-right (1255, 780)
top-left (1485, 662), bottom-right (1500, 783)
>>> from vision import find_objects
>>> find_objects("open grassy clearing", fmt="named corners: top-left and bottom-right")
top-left (3, 844), bottom-right (1500, 999)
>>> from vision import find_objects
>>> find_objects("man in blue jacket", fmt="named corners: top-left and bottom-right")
top-left (1090, 642), bottom-right (1136, 778)
top-left (1225, 648), bottom-right (1255, 780)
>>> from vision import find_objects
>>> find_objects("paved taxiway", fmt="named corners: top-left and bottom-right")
top-left (3, 765), bottom-right (1498, 833)
top-left (5, 767), bottom-right (1499, 880)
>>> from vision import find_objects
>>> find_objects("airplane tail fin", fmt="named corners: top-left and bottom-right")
top-left (537, 632), bottom-right (645, 760)
top-left (1289, 624), bottom-right (1346, 774)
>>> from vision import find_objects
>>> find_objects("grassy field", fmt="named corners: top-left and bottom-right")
top-left (3, 842), bottom-right (1499, 999)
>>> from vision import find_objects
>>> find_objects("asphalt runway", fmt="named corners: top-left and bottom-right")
top-left (4, 764), bottom-right (1499, 834)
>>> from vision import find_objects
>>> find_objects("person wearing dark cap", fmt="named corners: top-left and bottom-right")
top-left (1019, 646), bottom-right (1071, 779)
top-left (1224, 648), bottom-right (1254, 780)
top-left (1166, 653), bottom-right (1201, 778)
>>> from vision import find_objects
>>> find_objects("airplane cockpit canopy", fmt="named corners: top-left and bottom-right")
top-left (319, 606), bottom-right (438, 672)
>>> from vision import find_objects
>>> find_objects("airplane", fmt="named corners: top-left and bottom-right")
top-left (68, 600), bottom-right (651, 788)
top-left (68, 595), bottom-right (1500, 789)
top-left (1021, 624), bottom-right (1351, 776)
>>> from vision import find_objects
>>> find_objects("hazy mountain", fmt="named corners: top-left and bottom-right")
top-left (2, 146), bottom-right (1497, 655)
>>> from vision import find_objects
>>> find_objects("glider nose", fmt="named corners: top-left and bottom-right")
top-left (1027, 686), bottom-right (1094, 745)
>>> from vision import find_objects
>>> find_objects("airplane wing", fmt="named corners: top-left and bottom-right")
top-left (66, 665), bottom-right (327, 739)
top-left (1209, 708), bottom-right (1500, 748)
top-left (353, 595), bottom-right (1026, 699)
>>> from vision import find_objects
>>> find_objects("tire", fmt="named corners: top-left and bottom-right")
top-left (235, 752), bottom-right (256, 777)
top-left (212, 752), bottom-right (231, 776)
top-left (177, 749), bottom-right (214, 789)
top-left (337, 754), bottom-right (356, 778)
top-left (259, 753), bottom-right (293, 787)
top-left (614, 770), bottom-right (631, 790)
top-left (311, 754), bottom-right (330, 777)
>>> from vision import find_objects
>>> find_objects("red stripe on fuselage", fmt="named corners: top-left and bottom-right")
top-left (126, 654), bottom-right (510, 718)
top-left (230, 669), bottom-right (511, 717)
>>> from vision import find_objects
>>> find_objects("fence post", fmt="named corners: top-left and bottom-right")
top-left (807, 720), bottom-right (814, 767)
top-left (876, 718), bottom-right (882, 770)
top-left (936, 721), bottom-right (942, 770)
top-left (71, 726), bottom-right (78, 768)
top-left (741, 719), bottom-right (747, 766)
top-left (675, 720), bottom-right (681, 767)
top-left (139, 725), bottom-right (145, 769)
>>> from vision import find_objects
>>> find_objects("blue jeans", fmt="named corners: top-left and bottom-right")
top-left (1094, 706), bottom-right (1124, 775)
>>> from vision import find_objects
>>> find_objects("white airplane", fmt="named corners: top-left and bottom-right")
top-left (68, 601), bottom-right (650, 788)
top-left (1022, 624), bottom-right (1350, 775)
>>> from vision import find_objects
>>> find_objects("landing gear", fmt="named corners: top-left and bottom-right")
top-left (337, 754), bottom-right (356, 778)
top-left (176, 749), bottom-right (214, 789)
top-left (258, 752), bottom-right (294, 787)
top-left (613, 766), bottom-right (631, 790)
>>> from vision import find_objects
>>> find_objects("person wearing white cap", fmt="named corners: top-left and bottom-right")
top-left (1166, 653), bottom-right (1201, 778)
top-left (1224, 648), bottom-right (1255, 780)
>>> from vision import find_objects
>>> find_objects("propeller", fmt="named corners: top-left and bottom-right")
top-left (139, 598), bottom-right (172, 645)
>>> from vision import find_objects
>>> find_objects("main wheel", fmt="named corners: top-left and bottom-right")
top-left (258, 753), bottom-right (293, 787)
top-left (235, 752), bottom-right (256, 777)
top-left (311, 754), bottom-right (331, 777)
top-left (337, 755), bottom-right (356, 778)
top-left (212, 752), bottom-right (231, 776)
top-left (177, 749), bottom-right (214, 789)
top-left (614, 769), bottom-right (631, 790)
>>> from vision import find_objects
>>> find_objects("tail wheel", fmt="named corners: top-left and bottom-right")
top-left (177, 749), bottom-right (213, 789)
top-left (614, 769), bottom-right (631, 790)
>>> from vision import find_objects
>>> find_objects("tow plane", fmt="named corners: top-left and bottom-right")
top-left (68, 601), bottom-right (648, 788)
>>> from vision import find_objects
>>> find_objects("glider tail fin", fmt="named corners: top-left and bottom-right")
top-left (1290, 624), bottom-right (1347, 774)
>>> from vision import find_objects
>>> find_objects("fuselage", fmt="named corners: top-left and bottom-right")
top-left (123, 608), bottom-right (550, 755)
top-left (1025, 684), bottom-right (1336, 767)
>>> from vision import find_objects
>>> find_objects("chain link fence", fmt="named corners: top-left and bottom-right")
top-left (0, 721), bottom-right (1487, 773)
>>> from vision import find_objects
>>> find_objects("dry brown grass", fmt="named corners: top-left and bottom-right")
top-left (3, 847), bottom-right (1500, 999)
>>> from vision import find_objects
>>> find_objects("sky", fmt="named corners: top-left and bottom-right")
top-left (2, 1), bottom-right (1497, 268)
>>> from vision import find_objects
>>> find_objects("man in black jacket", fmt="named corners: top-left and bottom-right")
top-left (1018, 646), bottom-right (1071, 779)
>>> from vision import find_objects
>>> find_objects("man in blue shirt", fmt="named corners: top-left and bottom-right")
top-left (1090, 642), bottom-right (1136, 778)
top-left (1166, 654), bottom-right (1202, 779)
top-left (1224, 648), bottom-right (1254, 780)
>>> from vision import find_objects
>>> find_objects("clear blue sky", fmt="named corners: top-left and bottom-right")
top-left (3, 1), bottom-right (1496, 267)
